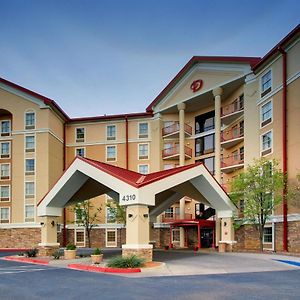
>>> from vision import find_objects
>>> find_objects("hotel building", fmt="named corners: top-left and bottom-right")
top-left (0, 25), bottom-right (299, 253)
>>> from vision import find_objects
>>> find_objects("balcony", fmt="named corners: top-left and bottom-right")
top-left (162, 145), bottom-right (192, 160)
top-left (162, 122), bottom-right (192, 138)
top-left (162, 213), bottom-right (193, 223)
top-left (221, 126), bottom-right (244, 149)
top-left (221, 153), bottom-right (244, 173)
top-left (221, 100), bottom-right (244, 125)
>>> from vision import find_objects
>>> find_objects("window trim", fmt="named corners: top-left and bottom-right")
top-left (260, 69), bottom-right (272, 98)
top-left (106, 228), bottom-right (117, 247)
top-left (263, 225), bottom-right (273, 245)
top-left (25, 134), bottom-right (35, 152)
top-left (24, 110), bottom-right (36, 130)
top-left (260, 99), bottom-right (273, 128)
top-left (0, 141), bottom-right (11, 159)
top-left (0, 184), bottom-right (10, 202)
top-left (74, 227), bottom-right (86, 247)
top-left (138, 122), bottom-right (149, 139)
top-left (106, 124), bottom-right (117, 141)
top-left (25, 158), bottom-right (35, 175)
top-left (0, 163), bottom-right (10, 180)
top-left (0, 120), bottom-right (11, 137)
top-left (260, 130), bottom-right (273, 157)
top-left (0, 206), bottom-right (10, 223)
top-left (106, 145), bottom-right (117, 162)
top-left (75, 127), bottom-right (85, 143)
top-left (75, 147), bottom-right (86, 157)
top-left (138, 143), bottom-right (149, 160)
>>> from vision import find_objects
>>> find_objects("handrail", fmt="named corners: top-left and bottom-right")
top-left (221, 100), bottom-right (244, 117)
top-left (221, 153), bottom-right (244, 168)
top-left (162, 122), bottom-right (192, 136)
top-left (221, 126), bottom-right (244, 142)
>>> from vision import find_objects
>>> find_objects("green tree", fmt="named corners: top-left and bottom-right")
top-left (74, 200), bottom-right (102, 248)
top-left (106, 200), bottom-right (126, 224)
top-left (231, 158), bottom-right (284, 251)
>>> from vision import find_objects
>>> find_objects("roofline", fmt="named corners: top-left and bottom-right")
top-left (145, 56), bottom-right (261, 112)
top-left (252, 24), bottom-right (300, 72)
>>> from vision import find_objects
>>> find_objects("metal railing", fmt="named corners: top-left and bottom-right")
top-left (221, 153), bottom-right (244, 168)
top-left (162, 213), bottom-right (193, 222)
top-left (162, 122), bottom-right (192, 137)
top-left (221, 100), bottom-right (244, 117)
top-left (221, 126), bottom-right (244, 142)
top-left (162, 145), bottom-right (192, 158)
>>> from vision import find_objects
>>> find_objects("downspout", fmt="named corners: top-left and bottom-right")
top-left (278, 46), bottom-right (288, 252)
top-left (62, 122), bottom-right (67, 247)
top-left (125, 115), bottom-right (129, 170)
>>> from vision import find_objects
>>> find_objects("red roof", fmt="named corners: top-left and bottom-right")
top-left (79, 156), bottom-right (203, 188)
top-left (145, 56), bottom-right (261, 112)
top-left (252, 24), bottom-right (300, 72)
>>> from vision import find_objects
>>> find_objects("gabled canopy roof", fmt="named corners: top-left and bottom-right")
top-left (37, 156), bottom-right (236, 218)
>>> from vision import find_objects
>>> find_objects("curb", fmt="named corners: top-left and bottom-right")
top-left (0, 248), bottom-right (30, 252)
top-left (4, 256), bottom-right (49, 265)
top-left (68, 263), bottom-right (141, 273)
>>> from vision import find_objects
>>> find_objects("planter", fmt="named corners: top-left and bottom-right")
top-left (91, 254), bottom-right (103, 264)
top-left (64, 249), bottom-right (77, 260)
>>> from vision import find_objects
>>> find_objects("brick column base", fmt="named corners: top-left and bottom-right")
top-left (38, 246), bottom-right (59, 257)
top-left (122, 247), bottom-right (153, 262)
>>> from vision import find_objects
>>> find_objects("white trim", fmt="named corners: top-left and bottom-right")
top-left (106, 124), bottom-right (117, 141)
top-left (106, 228), bottom-right (117, 247)
top-left (260, 129), bottom-right (273, 157)
top-left (75, 227), bottom-right (86, 247)
top-left (106, 145), bottom-right (117, 162)
top-left (138, 143), bottom-right (149, 160)
top-left (0, 162), bottom-right (10, 181)
top-left (138, 122), bottom-right (149, 139)
top-left (260, 99), bottom-right (273, 129)
top-left (0, 184), bottom-right (10, 202)
top-left (24, 204), bottom-right (36, 223)
top-left (24, 109), bottom-right (36, 130)
top-left (122, 244), bottom-right (153, 249)
top-left (260, 69), bottom-right (272, 98)
top-left (24, 134), bottom-right (36, 152)
top-left (0, 141), bottom-right (11, 159)
top-left (0, 222), bottom-right (42, 229)
top-left (138, 164), bottom-right (150, 174)
top-left (75, 127), bottom-right (85, 143)
top-left (24, 181), bottom-right (35, 198)
top-left (25, 157), bottom-right (35, 174)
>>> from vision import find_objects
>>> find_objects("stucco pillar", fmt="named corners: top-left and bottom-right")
top-left (213, 87), bottom-right (223, 248)
top-left (122, 204), bottom-right (153, 262)
top-left (177, 102), bottom-right (186, 248)
top-left (38, 216), bottom-right (60, 256)
top-left (219, 217), bottom-right (235, 252)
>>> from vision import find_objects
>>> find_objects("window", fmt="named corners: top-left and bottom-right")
top-left (172, 228), bottom-right (180, 242)
top-left (261, 70), bottom-right (272, 97)
top-left (198, 156), bottom-right (215, 175)
top-left (138, 164), bottom-right (149, 174)
top-left (0, 142), bottom-right (10, 158)
top-left (75, 229), bottom-right (85, 247)
top-left (25, 159), bottom-right (35, 175)
top-left (139, 123), bottom-right (148, 138)
top-left (106, 229), bottom-right (117, 247)
top-left (106, 199), bottom-right (116, 223)
top-left (0, 207), bottom-right (9, 223)
top-left (107, 125), bottom-right (116, 140)
top-left (261, 101), bottom-right (272, 127)
top-left (0, 185), bottom-right (10, 201)
top-left (106, 146), bottom-right (116, 161)
top-left (25, 111), bottom-right (35, 130)
top-left (76, 128), bottom-right (85, 142)
top-left (25, 182), bottom-right (35, 197)
top-left (25, 205), bottom-right (35, 222)
top-left (138, 143), bottom-right (149, 159)
top-left (25, 135), bottom-right (35, 152)
top-left (261, 131), bottom-right (272, 156)
top-left (263, 226), bottom-right (273, 243)
top-left (164, 207), bottom-right (174, 218)
top-left (1, 120), bottom-right (10, 136)
top-left (239, 199), bottom-right (244, 213)
top-left (195, 111), bottom-right (215, 134)
top-left (76, 148), bottom-right (85, 157)
top-left (195, 134), bottom-right (214, 156)
top-left (0, 163), bottom-right (10, 180)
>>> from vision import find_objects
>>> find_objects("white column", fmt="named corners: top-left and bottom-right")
top-left (213, 87), bottom-right (223, 248)
top-left (177, 102), bottom-right (186, 248)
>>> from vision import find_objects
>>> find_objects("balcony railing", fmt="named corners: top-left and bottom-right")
top-left (162, 213), bottom-right (193, 223)
top-left (162, 145), bottom-right (192, 159)
top-left (221, 126), bottom-right (244, 142)
top-left (221, 100), bottom-right (244, 117)
top-left (162, 122), bottom-right (192, 137)
top-left (221, 153), bottom-right (244, 169)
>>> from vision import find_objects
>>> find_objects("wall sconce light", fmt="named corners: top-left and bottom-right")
top-left (51, 220), bottom-right (55, 227)
top-left (40, 222), bottom-right (44, 226)
top-left (224, 222), bottom-right (227, 226)
top-left (128, 213), bottom-right (133, 218)
top-left (143, 214), bottom-right (148, 218)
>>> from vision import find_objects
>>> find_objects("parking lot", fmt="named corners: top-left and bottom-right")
top-left (0, 250), bottom-right (300, 300)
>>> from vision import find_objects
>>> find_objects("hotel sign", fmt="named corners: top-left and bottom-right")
top-left (190, 79), bottom-right (203, 93)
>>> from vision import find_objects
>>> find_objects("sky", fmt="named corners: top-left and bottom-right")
top-left (0, 0), bottom-right (299, 118)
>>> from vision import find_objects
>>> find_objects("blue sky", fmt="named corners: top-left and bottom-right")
top-left (0, 0), bottom-right (299, 117)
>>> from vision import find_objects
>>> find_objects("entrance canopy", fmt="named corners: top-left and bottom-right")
top-left (37, 156), bottom-right (236, 218)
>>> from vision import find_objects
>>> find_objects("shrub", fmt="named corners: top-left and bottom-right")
top-left (66, 244), bottom-right (76, 250)
top-left (52, 250), bottom-right (63, 260)
top-left (107, 255), bottom-right (145, 268)
top-left (25, 248), bottom-right (38, 257)
top-left (93, 248), bottom-right (102, 255)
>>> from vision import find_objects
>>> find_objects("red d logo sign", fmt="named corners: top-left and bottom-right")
top-left (190, 79), bottom-right (203, 93)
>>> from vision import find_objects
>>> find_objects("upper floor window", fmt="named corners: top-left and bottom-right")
top-left (0, 207), bottom-right (9, 223)
top-left (138, 164), bottom-right (149, 174)
top-left (261, 131), bottom-right (272, 156)
top-left (195, 111), bottom-right (215, 134)
top-left (198, 156), bottom-right (215, 175)
top-left (138, 143), bottom-right (149, 160)
top-left (76, 128), bottom-right (85, 142)
top-left (195, 134), bottom-right (214, 156)
top-left (25, 135), bottom-right (35, 152)
top-left (25, 182), bottom-right (35, 197)
top-left (107, 125), bottom-right (116, 140)
top-left (261, 70), bottom-right (272, 97)
top-left (106, 146), bottom-right (116, 161)
top-left (0, 163), bottom-right (10, 180)
top-left (139, 123), bottom-right (148, 138)
top-left (0, 142), bottom-right (10, 158)
top-left (25, 111), bottom-right (35, 130)
top-left (261, 101), bottom-right (272, 127)
top-left (25, 205), bottom-right (35, 222)
top-left (1, 120), bottom-right (11, 136)
top-left (76, 148), bottom-right (85, 157)
top-left (25, 158), bottom-right (35, 175)
top-left (0, 185), bottom-right (10, 202)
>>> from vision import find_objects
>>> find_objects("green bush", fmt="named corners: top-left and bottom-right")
top-left (52, 250), bottom-right (63, 260)
top-left (107, 255), bottom-right (145, 268)
top-left (93, 248), bottom-right (102, 255)
top-left (25, 248), bottom-right (38, 257)
top-left (66, 244), bottom-right (76, 250)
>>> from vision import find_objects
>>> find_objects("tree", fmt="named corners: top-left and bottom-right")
top-left (106, 200), bottom-right (126, 224)
top-left (74, 200), bottom-right (102, 248)
top-left (231, 158), bottom-right (284, 251)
